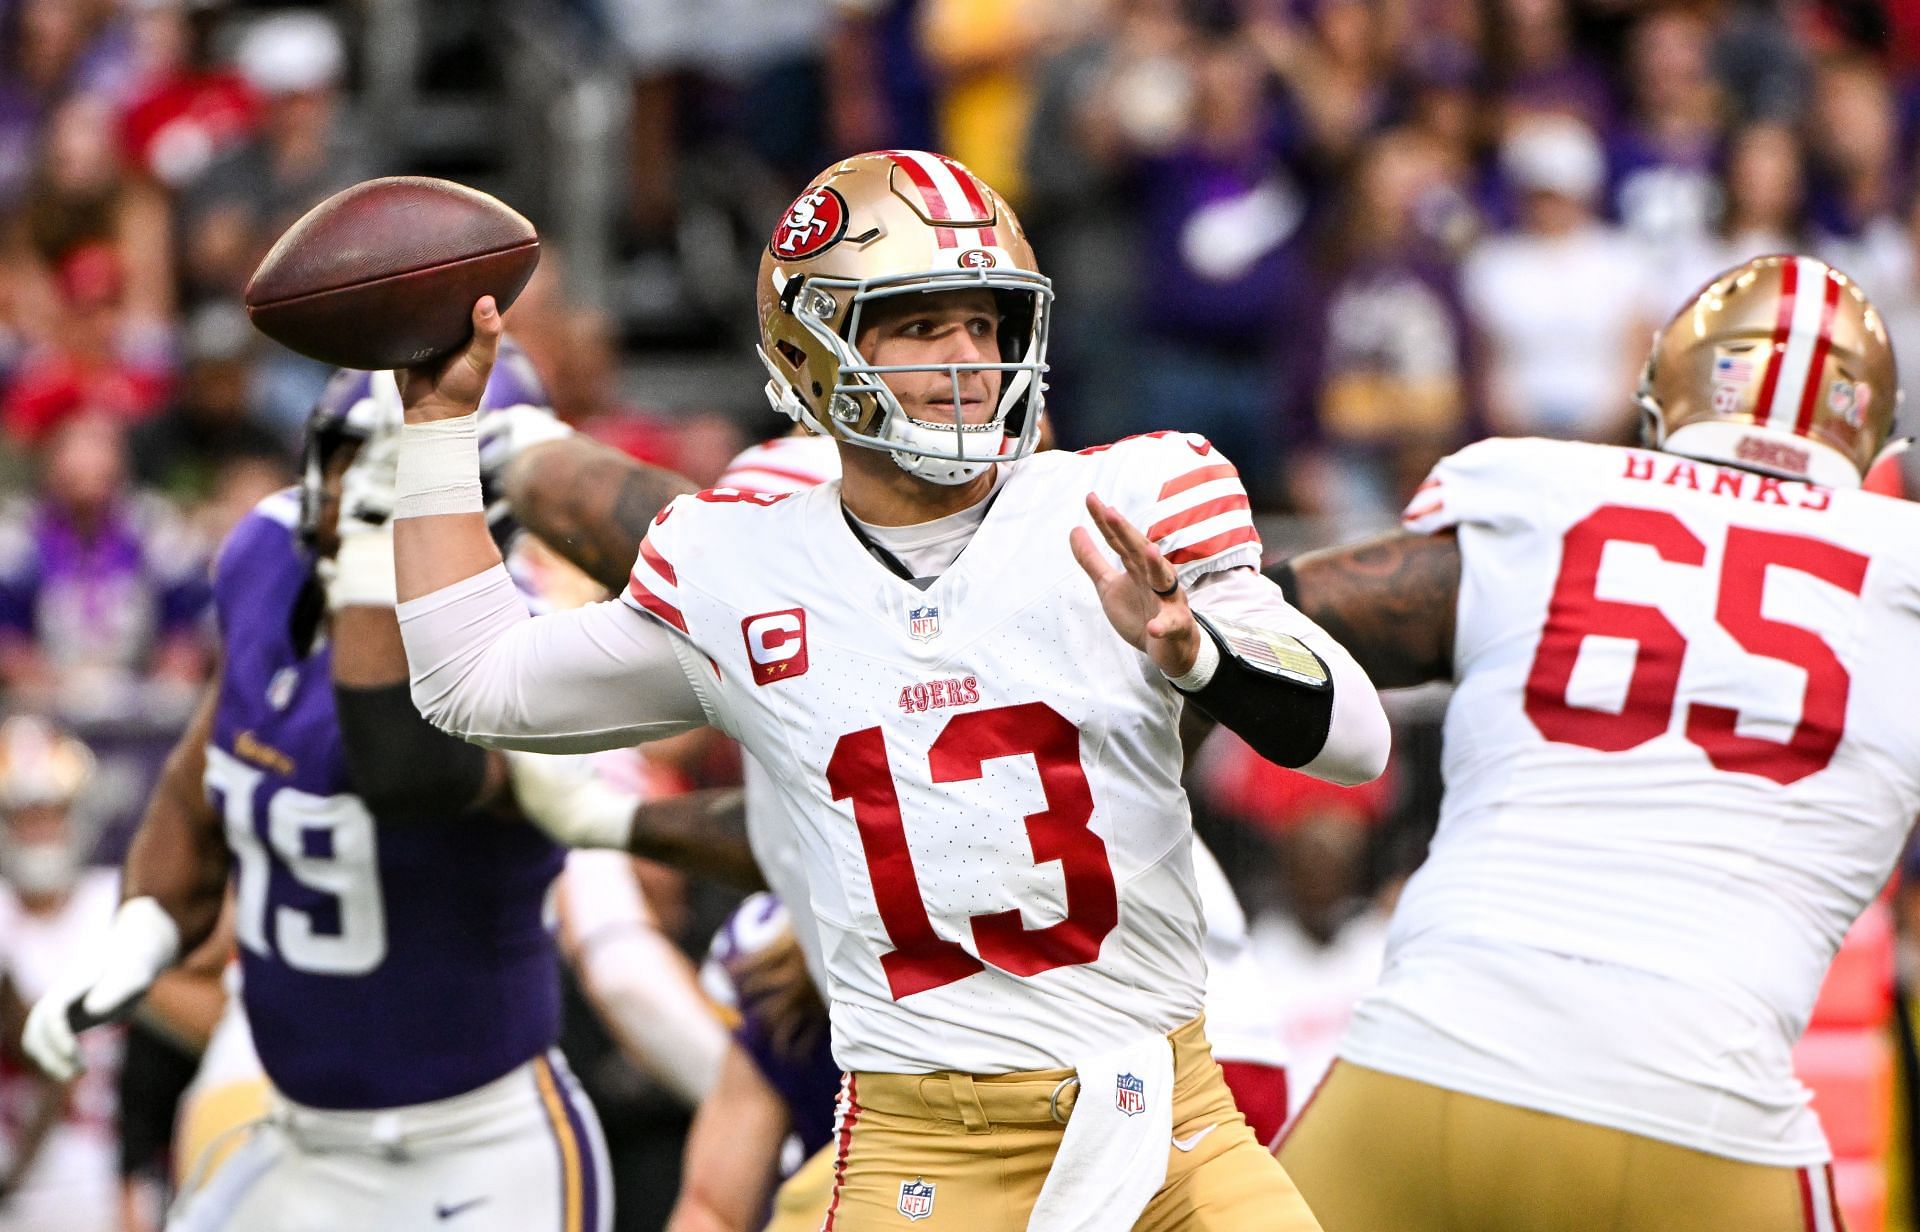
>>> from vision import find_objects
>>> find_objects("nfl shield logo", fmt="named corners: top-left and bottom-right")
top-left (1115, 1073), bottom-right (1146, 1117)
top-left (907, 605), bottom-right (941, 642)
top-left (898, 1179), bottom-right (935, 1221)
top-left (266, 666), bottom-right (300, 712)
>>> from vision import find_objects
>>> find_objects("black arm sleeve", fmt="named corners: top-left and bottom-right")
top-left (335, 682), bottom-right (489, 820)
top-left (1175, 617), bottom-right (1335, 768)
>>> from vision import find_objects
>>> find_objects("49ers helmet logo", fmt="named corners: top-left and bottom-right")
top-left (958, 249), bottom-right (997, 269)
top-left (770, 186), bottom-right (849, 260)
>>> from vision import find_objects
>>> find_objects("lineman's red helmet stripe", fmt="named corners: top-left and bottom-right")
top-left (1751, 257), bottom-right (1798, 426)
top-left (1793, 272), bottom-right (1844, 436)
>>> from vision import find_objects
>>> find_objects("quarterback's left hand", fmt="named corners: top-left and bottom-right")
top-left (1070, 493), bottom-right (1203, 678)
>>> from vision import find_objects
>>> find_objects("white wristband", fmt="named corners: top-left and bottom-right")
top-left (1164, 627), bottom-right (1221, 692)
top-left (326, 521), bottom-right (398, 610)
top-left (506, 751), bottom-right (638, 849)
top-left (393, 414), bottom-right (483, 520)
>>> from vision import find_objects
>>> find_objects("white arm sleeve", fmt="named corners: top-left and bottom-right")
top-left (559, 851), bottom-right (727, 1106)
top-left (1188, 567), bottom-right (1390, 786)
top-left (397, 564), bottom-right (708, 752)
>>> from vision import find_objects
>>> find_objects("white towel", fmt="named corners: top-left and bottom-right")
top-left (1026, 1033), bottom-right (1174, 1231)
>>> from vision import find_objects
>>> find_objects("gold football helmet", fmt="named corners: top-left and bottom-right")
top-left (1637, 254), bottom-right (1898, 487)
top-left (757, 150), bottom-right (1052, 485)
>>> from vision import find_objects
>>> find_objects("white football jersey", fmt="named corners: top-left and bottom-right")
top-left (0, 871), bottom-right (122, 1232)
top-left (626, 432), bottom-right (1264, 1073)
top-left (1341, 436), bottom-right (1920, 1165)
top-left (719, 432), bottom-right (848, 991)
top-left (719, 432), bottom-right (841, 496)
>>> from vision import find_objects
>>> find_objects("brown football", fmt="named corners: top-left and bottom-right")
top-left (244, 176), bottom-right (539, 370)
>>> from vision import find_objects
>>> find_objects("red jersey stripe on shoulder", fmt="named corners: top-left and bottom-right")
top-left (1157, 463), bottom-right (1240, 501)
top-left (1147, 493), bottom-right (1250, 542)
top-left (626, 576), bottom-right (687, 633)
top-left (1165, 524), bottom-right (1260, 565)
top-left (639, 538), bottom-right (677, 587)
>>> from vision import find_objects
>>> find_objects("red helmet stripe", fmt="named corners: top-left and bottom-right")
top-left (884, 151), bottom-right (958, 248)
top-left (1750, 257), bottom-right (1798, 425)
top-left (931, 153), bottom-right (999, 246)
top-left (1760, 256), bottom-right (1836, 434)
top-left (1792, 269), bottom-right (1844, 436)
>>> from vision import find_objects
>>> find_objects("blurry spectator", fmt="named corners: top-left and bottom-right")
top-left (1663, 119), bottom-right (1811, 310)
top-left (116, 0), bottom-right (263, 192)
top-left (1805, 54), bottom-right (1901, 246)
top-left (17, 90), bottom-right (174, 331)
top-left (1608, 7), bottom-right (1724, 259)
top-left (1090, 25), bottom-right (1308, 475)
top-left (178, 11), bottom-right (369, 436)
top-left (0, 412), bottom-right (210, 721)
top-left (917, 0), bottom-right (1101, 201)
top-left (1464, 114), bottom-right (1654, 442)
top-left (1480, 0), bottom-right (1612, 137)
top-left (0, 0), bottom-right (130, 210)
top-left (1395, 40), bottom-right (1487, 256)
top-left (1706, 0), bottom-right (1808, 123)
top-left (1, 243), bottom-right (174, 446)
top-left (179, 9), bottom-right (370, 306)
top-left (1018, 0), bottom-right (1182, 441)
top-left (1200, 735), bottom-right (1396, 1118)
top-left (0, 715), bottom-right (122, 1232)
top-left (1852, 179), bottom-right (1920, 415)
top-left (824, 0), bottom-right (937, 153)
top-left (129, 302), bottom-right (288, 502)
top-left (1246, 0), bottom-right (1394, 170)
top-left (610, 0), bottom-right (835, 245)
top-left (1280, 129), bottom-right (1477, 521)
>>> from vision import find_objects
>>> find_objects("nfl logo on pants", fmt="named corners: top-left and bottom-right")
top-left (898, 1178), bottom-right (936, 1221)
top-left (1116, 1073), bottom-right (1146, 1117)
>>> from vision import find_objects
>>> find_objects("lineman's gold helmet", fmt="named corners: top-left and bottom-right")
top-left (1638, 254), bottom-right (1898, 488)
top-left (756, 151), bottom-right (1051, 485)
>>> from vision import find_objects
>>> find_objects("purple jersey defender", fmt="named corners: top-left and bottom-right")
top-left (204, 490), bottom-right (564, 1109)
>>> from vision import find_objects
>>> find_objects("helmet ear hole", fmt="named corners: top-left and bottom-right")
top-left (776, 340), bottom-right (806, 369)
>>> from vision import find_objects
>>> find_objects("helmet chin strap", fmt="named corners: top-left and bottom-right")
top-left (889, 415), bottom-right (1005, 485)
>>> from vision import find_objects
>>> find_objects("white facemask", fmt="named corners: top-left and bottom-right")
top-left (0, 840), bottom-right (79, 898)
top-left (887, 416), bottom-right (1006, 485)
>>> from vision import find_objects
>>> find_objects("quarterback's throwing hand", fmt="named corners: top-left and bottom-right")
top-left (398, 297), bottom-right (504, 424)
top-left (1070, 493), bottom-right (1203, 678)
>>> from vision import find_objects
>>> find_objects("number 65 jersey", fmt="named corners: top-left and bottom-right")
top-left (1345, 436), bottom-right (1920, 1166)
top-left (625, 434), bottom-right (1264, 1075)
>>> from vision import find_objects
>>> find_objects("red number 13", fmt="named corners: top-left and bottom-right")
top-left (826, 702), bottom-right (1118, 1000)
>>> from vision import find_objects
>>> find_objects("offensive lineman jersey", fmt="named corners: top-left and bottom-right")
top-left (1340, 437), bottom-right (1920, 1165)
top-left (627, 432), bottom-right (1264, 1074)
top-left (206, 491), bottom-right (565, 1109)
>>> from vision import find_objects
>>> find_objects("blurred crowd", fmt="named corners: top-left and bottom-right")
top-left (0, 0), bottom-right (1916, 1229)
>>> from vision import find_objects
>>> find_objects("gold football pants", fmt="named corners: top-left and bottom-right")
top-left (1278, 1061), bottom-right (1844, 1232)
top-left (815, 1015), bottom-right (1322, 1230)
